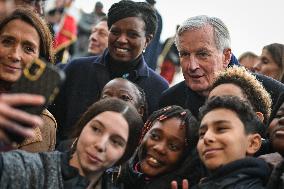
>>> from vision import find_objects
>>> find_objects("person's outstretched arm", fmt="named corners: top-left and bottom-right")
top-left (0, 93), bottom-right (44, 143)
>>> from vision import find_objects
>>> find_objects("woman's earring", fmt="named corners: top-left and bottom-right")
top-left (143, 48), bottom-right (146, 53)
top-left (71, 137), bottom-right (78, 152)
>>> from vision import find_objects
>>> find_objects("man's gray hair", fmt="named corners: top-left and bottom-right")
top-left (175, 15), bottom-right (231, 52)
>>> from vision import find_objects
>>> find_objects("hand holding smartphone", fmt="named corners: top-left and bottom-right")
top-left (0, 94), bottom-right (45, 144)
top-left (8, 58), bottom-right (65, 143)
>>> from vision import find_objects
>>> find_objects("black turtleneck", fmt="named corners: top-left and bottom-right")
top-left (107, 54), bottom-right (142, 79)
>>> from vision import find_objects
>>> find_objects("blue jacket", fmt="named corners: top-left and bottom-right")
top-left (49, 50), bottom-right (168, 141)
top-left (144, 10), bottom-right (163, 70)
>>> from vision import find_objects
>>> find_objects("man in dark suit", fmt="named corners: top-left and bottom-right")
top-left (159, 15), bottom-right (284, 118)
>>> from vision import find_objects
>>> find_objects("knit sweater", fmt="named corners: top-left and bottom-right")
top-left (0, 150), bottom-right (64, 189)
top-left (0, 150), bottom-right (89, 189)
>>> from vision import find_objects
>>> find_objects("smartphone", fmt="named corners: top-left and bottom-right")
top-left (8, 58), bottom-right (65, 142)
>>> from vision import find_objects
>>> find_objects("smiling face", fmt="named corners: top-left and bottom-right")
top-left (197, 108), bottom-right (252, 170)
top-left (253, 49), bottom-right (281, 81)
top-left (108, 17), bottom-right (151, 62)
top-left (0, 19), bottom-right (40, 83)
top-left (178, 25), bottom-right (231, 96)
top-left (269, 102), bottom-right (284, 156)
top-left (140, 117), bottom-right (186, 177)
top-left (88, 20), bottom-right (109, 55)
top-left (70, 111), bottom-right (129, 176)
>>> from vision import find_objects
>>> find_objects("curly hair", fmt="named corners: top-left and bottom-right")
top-left (107, 0), bottom-right (157, 37)
top-left (210, 66), bottom-right (272, 125)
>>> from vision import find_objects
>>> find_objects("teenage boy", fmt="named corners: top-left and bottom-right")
top-left (194, 96), bottom-right (270, 189)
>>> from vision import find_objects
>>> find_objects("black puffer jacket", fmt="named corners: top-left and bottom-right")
top-left (266, 160), bottom-right (284, 189)
top-left (108, 149), bottom-right (204, 189)
top-left (116, 153), bottom-right (179, 189)
top-left (192, 157), bottom-right (270, 189)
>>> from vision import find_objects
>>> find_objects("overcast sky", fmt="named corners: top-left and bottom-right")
top-left (73, 0), bottom-right (284, 58)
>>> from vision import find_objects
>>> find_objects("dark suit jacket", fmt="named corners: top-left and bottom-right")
top-left (159, 72), bottom-right (284, 119)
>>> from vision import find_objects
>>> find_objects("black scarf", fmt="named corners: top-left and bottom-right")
top-left (107, 54), bottom-right (142, 80)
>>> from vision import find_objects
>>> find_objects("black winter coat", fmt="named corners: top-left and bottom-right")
top-left (107, 149), bottom-right (204, 189)
top-left (192, 158), bottom-right (270, 189)
top-left (115, 154), bottom-right (180, 189)
top-left (266, 160), bottom-right (284, 189)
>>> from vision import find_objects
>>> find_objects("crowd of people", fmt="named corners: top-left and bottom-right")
top-left (0, 0), bottom-right (283, 188)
